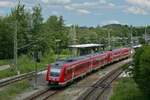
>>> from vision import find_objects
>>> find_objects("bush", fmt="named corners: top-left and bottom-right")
top-left (41, 49), bottom-right (56, 64)
top-left (0, 80), bottom-right (30, 100)
top-left (0, 68), bottom-right (16, 79)
top-left (18, 55), bottom-right (35, 73)
top-left (60, 49), bottom-right (71, 55)
top-left (133, 45), bottom-right (150, 99)
top-left (110, 78), bottom-right (143, 100)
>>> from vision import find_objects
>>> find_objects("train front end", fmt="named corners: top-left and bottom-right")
top-left (46, 62), bottom-right (65, 87)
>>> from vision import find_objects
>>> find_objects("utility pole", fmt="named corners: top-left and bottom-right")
top-left (14, 21), bottom-right (20, 75)
top-left (69, 25), bottom-right (76, 44)
top-left (70, 25), bottom-right (77, 56)
top-left (130, 26), bottom-right (134, 63)
top-left (55, 39), bottom-right (61, 60)
top-left (130, 26), bottom-right (133, 48)
top-left (73, 25), bottom-right (77, 45)
top-left (108, 30), bottom-right (111, 50)
top-left (145, 25), bottom-right (147, 43)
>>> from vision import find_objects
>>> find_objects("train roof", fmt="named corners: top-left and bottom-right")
top-left (51, 47), bottom-right (130, 69)
top-left (112, 47), bottom-right (129, 51)
top-left (52, 52), bottom-right (104, 68)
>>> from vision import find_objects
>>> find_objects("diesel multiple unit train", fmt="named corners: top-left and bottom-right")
top-left (46, 48), bottom-right (131, 87)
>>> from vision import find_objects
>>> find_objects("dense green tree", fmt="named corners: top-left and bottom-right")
top-left (0, 17), bottom-right (14, 59)
top-left (41, 15), bottom-right (69, 53)
top-left (133, 45), bottom-right (150, 99)
top-left (0, 1), bottom-right (150, 59)
top-left (9, 2), bottom-right (33, 53)
top-left (29, 4), bottom-right (44, 52)
top-left (110, 78), bottom-right (143, 100)
top-left (32, 4), bottom-right (43, 36)
top-left (76, 28), bottom-right (98, 44)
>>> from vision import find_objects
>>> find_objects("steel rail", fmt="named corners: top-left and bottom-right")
top-left (24, 88), bottom-right (58, 100)
top-left (0, 72), bottom-right (35, 88)
top-left (77, 67), bottom-right (124, 100)
top-left (0, 67), bottom-right (46, 88)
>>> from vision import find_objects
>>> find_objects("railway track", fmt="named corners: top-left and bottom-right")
top-left (24, 88), bottom-right (59, 100)
top-left (23, 59), bottom-right (131, 100)
top-left (0, 72), bottom-right (35, 88)
top-left (77, 67), bottom-right (124, 100)
top-left (0, 67), bottom-right (47, 88)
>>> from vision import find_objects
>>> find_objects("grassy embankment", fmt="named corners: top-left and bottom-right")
top-left (0, 80), bottom-right (31, 100)
top-left (0, 50), bottom-right (71, 79)
top-left (110, 78), bottom-right (145, 100)
top-left (0, 60), bottom-right (10, 66)
top-left (0, 51), bottom-right (70, 100)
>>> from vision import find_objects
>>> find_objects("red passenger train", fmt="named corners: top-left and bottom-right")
top-left (46, 48), bottom-right (131, 87)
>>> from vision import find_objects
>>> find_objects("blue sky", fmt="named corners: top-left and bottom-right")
top-left (0, 0), bottom-right (150, 26)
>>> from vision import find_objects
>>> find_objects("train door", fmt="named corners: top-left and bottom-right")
top-left (90, 57), bottom-right (93, 72)
top-left (72, 67), bottom-right (75, 81)
top-left (65, 67), bottom-right (73, 81)
top-left (108, 52), bottom-right (112, 63)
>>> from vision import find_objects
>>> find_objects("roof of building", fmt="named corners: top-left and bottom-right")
top-left (69, 44), bottom-right (104, 48)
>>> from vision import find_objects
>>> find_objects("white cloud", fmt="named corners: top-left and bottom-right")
top-left (108, 3), bottom-right (115, 7)
top-left (41, 0), bottom-right (116, 15)
top-left (41, 0), bottom-right (71, 5)
top-left (64, 5), bottom-right (74, 10)
top-left (68, 1), bottom-right (115, 10)
top-left (64, 2), bottom-right (98, 10)
top-left (0, 1), bottom-right (15, 8)
top-left (77, 9), bottom-right (91, 14)
top-left (51, 11), bottom-right (59, 15)
top-left (126, 0), bottom-right (150, 15)
top-left (41, 0), bottom-right (49, 3)
top-left (126, 6), bottom-right (148, 15)
top-left (99, 0), bottom-right (115, 7)
top-left (102, 20), bottom-right (121, 25)
top-left (64, 5), bottom-right (91, 14)
top-left (64, 0), bottom-right (115, 15)
top-left (126, 0), bottom-right (150, 8)
top-left (99, 0), bottom-right (107, 4)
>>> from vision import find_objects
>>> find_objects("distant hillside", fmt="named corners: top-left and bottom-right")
top-left (102, 24), bottom-right (129, 29)
top-left (102, 24), bottom-right (149, 37)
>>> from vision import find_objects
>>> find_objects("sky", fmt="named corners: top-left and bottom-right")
top-left (0, 0), bottom-right (150, 26)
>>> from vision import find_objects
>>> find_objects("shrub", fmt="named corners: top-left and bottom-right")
top-left (110, 78), bottom-right (143, 100)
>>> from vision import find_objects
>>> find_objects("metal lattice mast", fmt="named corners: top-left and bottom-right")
top-left (145, 25), bottom-right (147, 43)
top-left (69, 25), bottom-right (77, 56)
top-left (108, 30), bottom-right (111, 50)
top-left (14, 21), bottom-right (19, 75)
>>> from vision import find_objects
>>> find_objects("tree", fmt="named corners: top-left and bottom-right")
top-left (0, 17), bottom-right (14, 59)
top-left (42, 15), bottom-right (69, 53)
top-left (10, 2), bottom-right (31, 49)
top-left (31, 4), bottom-right (43, 37)
top-left (133, 45), bottom-right (150, 99)
top-left (29, 4), bottom-right (44, 52)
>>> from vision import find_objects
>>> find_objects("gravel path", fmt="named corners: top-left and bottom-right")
top-left (0, 65), bottom-right (10, 71)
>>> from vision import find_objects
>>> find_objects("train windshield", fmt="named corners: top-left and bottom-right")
top-left (50, 61), bottom-right (64, 77)
top-left (50, 68), bottom-right (60, 77)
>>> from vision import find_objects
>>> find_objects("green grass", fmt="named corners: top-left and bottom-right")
top-left (0, 80), bottom-right (31, 100)
top-left (0, 53), bottom-right (71, 79)
top-left (0, 68), bottom-right (17, 79)
top-left (0, 59), bottom-right (11, 66)
top-left (110, 78), bottom-right (144, 100)
top-left (0, 55), bottom-right (35, 79)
